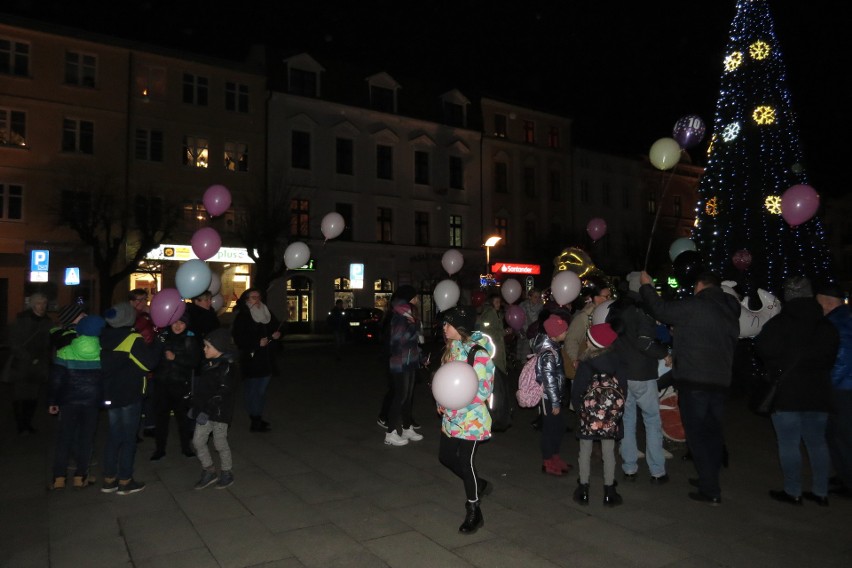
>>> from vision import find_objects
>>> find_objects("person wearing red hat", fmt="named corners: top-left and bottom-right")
top-left (534, 315), bottom-right (571, 476)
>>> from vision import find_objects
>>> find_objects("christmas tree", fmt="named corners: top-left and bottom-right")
top-left (691, 0), bottom-right (834, 297)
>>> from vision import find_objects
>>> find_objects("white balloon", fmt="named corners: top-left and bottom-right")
top-left (321, 212), bottom-right (345, 240)
top-left (591, 299), bottom-right (615, 326)
top-left (432, 361), bottom-right (480, 410)
top-left (210, 293), bottom-right (224, 312)
top-left (284, 241), bottom-right (311, 269)
top-left (739, 288), bottom-right (782, 338)
top-left (175, 259), bottom-right (212, 299)
top-left (434, 279), bottom-right (460, 312)
top-left (649, 137), bottom-right (682, 171)
top-left (207, 272), bottom-right (222, 296)
top-left (551, 271), bottom-right (581, 306)
top-left (501, 278), bottom-right (522, 304)
top-left (441, 249), bottom-right (464, 275)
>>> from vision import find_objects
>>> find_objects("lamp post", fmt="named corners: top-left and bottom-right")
top-left (483, 235), bottom-right (502, 276)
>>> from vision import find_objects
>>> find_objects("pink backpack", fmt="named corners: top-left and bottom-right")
top-left (516, 349), bottom-right (554, 407)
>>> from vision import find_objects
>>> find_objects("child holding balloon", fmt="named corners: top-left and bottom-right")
top-left (434, 305), bottom-right (495, 535)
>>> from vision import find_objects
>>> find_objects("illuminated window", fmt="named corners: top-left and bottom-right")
top-left (0, 108), bottom-right (27, 147)
top-left (182, 73), bottom-right (208, 106)
top-left (449, 215), bottom-right (463, 247)
top-left (62, 119), bottom-right (94, 154)
top-left (0, 182), bottom-right (23, 220)
top-left (135, 64), bottom-right (166, 98)
top-left (182, 135), bottom-right (208, 168)
top-left (290, 199), bottom-right (310, 237)
top-left (225, 82), bottom-right (249, 112)
top-left (135, 129), bottom-right (163, 162)
top-left (224, 141), bottom-right (248, 172)
top-left (65, 51), bottom-right (96, 87)
top-left (0, 38), bottom-right (29, 77)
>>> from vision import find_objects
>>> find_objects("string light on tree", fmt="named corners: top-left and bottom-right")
top-left (690, 0), bottom-right (834, 296)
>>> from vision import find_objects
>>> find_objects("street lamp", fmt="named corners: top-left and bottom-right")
top-left (484, 235), bottom-right (502, 271)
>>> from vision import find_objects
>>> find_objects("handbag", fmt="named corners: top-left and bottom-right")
top-left (751, 369), bottom-right (781, 417)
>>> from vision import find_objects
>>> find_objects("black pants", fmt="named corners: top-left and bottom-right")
top-left (540, 399), bottom-right (565, 459)
top-left (387, 369), bottom-right (416, 435)
top-left (439, 434), bottom-right (482, 501)
top-left (678, 385), bottom-right (726, 498)
top-left (153, 381), bottom-right (194, 454)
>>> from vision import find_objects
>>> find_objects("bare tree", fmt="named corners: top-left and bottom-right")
top-left (234, 180), bottom-right (293, 293)
top-left (57, 171), bottom-right (179, 311)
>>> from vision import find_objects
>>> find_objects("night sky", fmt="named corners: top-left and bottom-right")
top-left (6, 1), bottom-right (849, 196)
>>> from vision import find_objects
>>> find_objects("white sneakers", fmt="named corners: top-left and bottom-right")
top-left (384, 428), bottom-right (424, 446)
top-left (384, 431), bottom-right (409, 446)
top-left (402, 427), bottom-right (423, 442)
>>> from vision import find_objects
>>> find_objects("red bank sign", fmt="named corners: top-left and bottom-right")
top-left (492, 263), bottom-right (541, 275)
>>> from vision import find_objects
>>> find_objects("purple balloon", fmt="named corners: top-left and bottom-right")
top-left (203, 184), bottom-right (232, 217)
top-left (149, 288), bottom-right (186, 328)
top-left (781, 184), bottom-right (819, 227)
top-left (505, 304), bottom-right (526, 332)
top-left (586, 217), bottom-right (607, 241)
top-left (672, 115), bottom-right (706, 149)
top-left (191, 227), bottom-right (222, 261)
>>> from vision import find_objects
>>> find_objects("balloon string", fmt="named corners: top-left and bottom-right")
top-left (643, 170), bottom-right (676, 271)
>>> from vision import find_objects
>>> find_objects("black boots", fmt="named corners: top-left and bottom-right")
top-left (603, 484), bottom-right (623, 507)
top-left (573, 481), bottom-right (590, 505)
top-left (458, 500), bottom-right (483, 534)
top-left (250, 416), bottom-right (270, 432)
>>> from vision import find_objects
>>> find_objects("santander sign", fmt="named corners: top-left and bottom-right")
top-left (491, 263), bottom-right (541, 275)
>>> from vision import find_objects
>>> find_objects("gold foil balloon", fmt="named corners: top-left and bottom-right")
top-left (554, 247), bottom-right (596, 277)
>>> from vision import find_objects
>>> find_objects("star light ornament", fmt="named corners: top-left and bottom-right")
top-left (764, 195), bottom-right (782, 215)
top-left (721, 122), bottom-right (741, 142)
top-left (749, 40), bottom-right (771, 60)
top-left (724, 51), bottom-right (744, 72)
top-left (753, 105), bottom-right (776, 125)
top-left (705, 197), bottom-right (720, 216)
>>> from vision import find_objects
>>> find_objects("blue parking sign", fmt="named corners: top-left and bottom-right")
top-left (31, 250), bottom-right (49, 272)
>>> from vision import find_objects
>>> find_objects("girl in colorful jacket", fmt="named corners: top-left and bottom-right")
top-left (437, 305), bottom-right (494, 535)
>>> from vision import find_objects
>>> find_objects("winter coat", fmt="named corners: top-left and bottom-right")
top-left (5, 309), bottom-right (53, 399)
top-left (755, 297), bottom-right (839, 412)
top-left (185, 302), bottom-right (220, 339)
top-left (640, 284), bottom-right (740, 390)
top-left (192, 356), bottom-right (235, 424)
top-left (520, 299), bottom-right (544, 336)
top-left (439, 332), bottom-right (495, 440)
top-left (608, 295), bottom-right (669, 381)
top-left (100, 326), bottom-right (162, 408)
top-left (155, 328), bottom-right (201, 390)
top-left (476, 304), bottom-right (507, 373)
top-left (388, 299), bottom-right (421, 373)
top-left (50, 325), bottom-right (77, 351)
top-left (48, 335), bottom-right (102, 407)
top-left (825, 304), bottom-right (852, 391)
top-left (531, 332), bottom-right (566, 409)
top-left (565, 302), bottom-right (594, 362)
top-left (134, 311), bottom-right (157, 344)
top-left (232, 305), bottom-right (280, 378)
top-left (572, 346), bottom-right (625, 440)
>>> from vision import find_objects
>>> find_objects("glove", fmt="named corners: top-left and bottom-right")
top-left (195, 412), bottom-right (209, 425)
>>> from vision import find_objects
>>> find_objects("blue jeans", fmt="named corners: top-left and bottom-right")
top-left (771, 411), bottom-right (830, 497)
top-left (828, 389), bottom-right (852, 488)
top-left (678, 387), bottom-right (726, 498)
top-left (621, 379), bottom-right (666, 477)
top-left (103, 402), bottom-right (142, 480)
top-left (244, 376), bottom-right (270, 417)
top-left (52, 404), bottom-right (99, 478)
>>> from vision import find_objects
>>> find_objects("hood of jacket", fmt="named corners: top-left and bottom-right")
top-left (58, 335), bottom-right (101, 362)
top-left (531, 331), bottom-right (560, 354)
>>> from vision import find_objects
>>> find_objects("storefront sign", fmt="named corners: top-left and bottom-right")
top-left (350, 263), bottom-right (364, 289)
top-left (293, 258), bottom-right (316, 271)
top-left (491, 262), bottom-right (541, 275)
top-left (146, 244), bottom-right (255, 264)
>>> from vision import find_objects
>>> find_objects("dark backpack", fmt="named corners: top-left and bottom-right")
top-left (578, 372), bottom-right (625, 437)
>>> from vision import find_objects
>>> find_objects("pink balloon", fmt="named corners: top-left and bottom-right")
top-left (203, 184), bottom-right (232, 217)
top-left (732, 249), bottom-right (752, 271)
top-left (505, 304), bottom-right (526, 332)
top-left (149, 288), bottom-right (186, 328)
top-left (781, 184), bottom-right (819, 227)
top-left (191, 227), bottom-right (222, 261)
top-left (431, 361), bottom-right (479, 410)
top-left (586, 217), bottom-right (607, 241)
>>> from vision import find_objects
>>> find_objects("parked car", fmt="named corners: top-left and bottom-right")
top-left (343, 307), bottom-right (384, 342)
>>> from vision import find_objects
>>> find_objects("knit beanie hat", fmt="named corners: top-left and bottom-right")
top-left (396, 285), bottom-right (417, 303)
top-left (76, 315), bottom-right (106, 337)
top-left (441, 305), bottom-right (476, 335)
top-left (204, 327), bottom-right (232, 354)
top-left (626, 271), bottom-right (642, 294)
top-left (588, 323), bottom-right (617, 348)
top-left (543, 314), bottom-right (569, 338)
top-left (104, 302), bottom-right (136, 328)
top-left (782, 276), bottom-right (813, 301)
top-left (58, 304), bottom-right (85, 327)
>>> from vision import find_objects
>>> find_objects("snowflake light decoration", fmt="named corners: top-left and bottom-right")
top-left (753, 105), bottom-right (776, 125)
top-left (749, 40), bottom-right (770, 60)
top-left (764, 195), bottom-right (782, 214)
top-left (724, 51), bottom-right (743, 72)
top-left (705, 197), bottom-right (719, 216)
top-left (721, 122), bottom-right (741, 142)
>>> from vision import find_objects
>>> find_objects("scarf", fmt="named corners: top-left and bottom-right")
top-left (250, 302), bottom-right (272, 324)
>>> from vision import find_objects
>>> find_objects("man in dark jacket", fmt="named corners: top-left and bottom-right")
top-left (607, 284), bottom-right (671, 484)
top-left (185, 291), bottom-right (220, 341)
top-left (756, 277), bottom-right (839, 506)
top-left (100, 302), bottom-right (162, 495)
top-left (639, 271), bottom-right (740, 504)
top-left (816, 285), bottom-right (852, 497)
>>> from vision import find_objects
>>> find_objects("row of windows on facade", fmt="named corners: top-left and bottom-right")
top-left (492, 114), bottom-right (561, 149)
top-left (1, 38), bottom-right (252, 112)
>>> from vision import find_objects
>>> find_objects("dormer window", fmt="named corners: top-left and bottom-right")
top-left (370, 86), bottom-right (394, 113)
top-left (444, 102), bottom-right (464, 127)
top-left (290, 68), bottom-right (317, 97)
